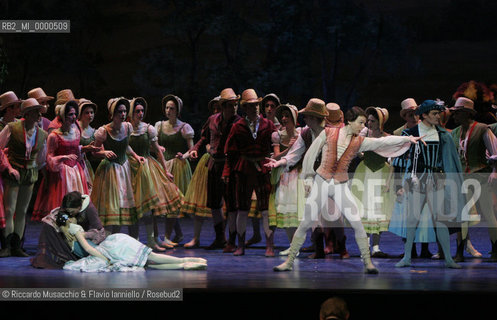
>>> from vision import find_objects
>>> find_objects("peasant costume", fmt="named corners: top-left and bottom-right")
top-left (32, 125), bottom-right (89, 220)
top-left (90, 122), bottom-right (138, 226)
top-left (79, 125), bottom-right (96, 190)
top-left (129, 122), bottom-right (183, 217)
top-left (155, 120), bottom-right (194, 195)
top-left (181, 152), bottom-right (211, 218)
top-left (351, 129), bottom-right (394, 235)
top-left (269, 127), bottom-right (303, 228)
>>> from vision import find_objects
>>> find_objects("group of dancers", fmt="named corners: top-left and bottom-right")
top-left (0, 85), bottom-right (496, 273)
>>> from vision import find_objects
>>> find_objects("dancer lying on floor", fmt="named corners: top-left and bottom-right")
top-left (55, 211), bottom-right (207, 272)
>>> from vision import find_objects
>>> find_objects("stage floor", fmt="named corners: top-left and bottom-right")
top-left (1, 217), bottom-right (496, 319)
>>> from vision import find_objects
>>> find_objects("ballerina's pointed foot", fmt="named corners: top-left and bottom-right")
top-left (183, 262), bottom-right (207, 270)
top-left (395, 257), bottom-right (411, 268)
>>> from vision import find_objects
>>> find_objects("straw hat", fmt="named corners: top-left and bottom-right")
top-left (325, 102), bottom-right (343, 125)
top-left (0, 91), bottom-right (22, 111)
top-left (298, 98), bottom-right (328, 118)
top-left (399, 98), bottom-right (417, 118)
top-left (129, 97), bottom-right (148, 118)
top-left (28, 87), bottom-right (54, 103)
top-left (208, 96), bottom-right (221, 113)
top-left (20, 98), bottom-right (45, 115)
top-left (449, 97), bottom-right (474, 111)
top-left (77, 98), bottom-right (98, 120)
top-left (59, 100), bottom-right (79, 123)
top-left (161, 94), bottom-right (183, 116)
top-left (275, 103), bottom-right (298, 126)
top-left (107, 97), bottom-right (130, 119)
top-left (219, 88), bottom-right (240, 103)
top-left (365, 107), bottom-right (389, 131)
top-left (240, 89), bottom-right (262, 105)
top-left (55, 89), bottom-right (78, 107)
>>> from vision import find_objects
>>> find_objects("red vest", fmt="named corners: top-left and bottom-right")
top-left (315, 127), bottom-right (364, 183)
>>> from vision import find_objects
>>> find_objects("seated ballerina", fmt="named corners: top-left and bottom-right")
top-left (55, 211), bottom-right (207, 272)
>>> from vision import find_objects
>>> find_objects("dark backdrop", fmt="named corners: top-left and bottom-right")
top-left (1, 0), bottom-right (497, 134)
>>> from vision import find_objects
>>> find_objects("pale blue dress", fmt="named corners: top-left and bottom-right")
top-left (63, 224), bottom-right (152, 272)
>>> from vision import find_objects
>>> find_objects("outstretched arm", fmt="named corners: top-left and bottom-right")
top-left (75, 231), bottom-right (109, 263)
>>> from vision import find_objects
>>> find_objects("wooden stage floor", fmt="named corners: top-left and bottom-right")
top-left (0, 217), bottom-right (496, 319)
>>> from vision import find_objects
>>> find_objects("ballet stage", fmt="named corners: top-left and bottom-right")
top-left (1, 217), bottom-right (496, 319)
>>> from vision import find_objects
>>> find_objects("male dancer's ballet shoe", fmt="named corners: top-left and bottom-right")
top-left (273, 235), bottom-right (306, 272)
top-left (184, 239), bottom-right (200, 249)
top-left (465, 239), bottom-right (482, 258)
top-left (279, 247), bottom-right (300, 257)
top-left (395, 257), bottom-right (412, 268)
top-left (357, 237), bottom-right (379, 274)
top-left (0, 234), bottom-right (13, 258)
top-left (183, 262), bottom-right (207, 270)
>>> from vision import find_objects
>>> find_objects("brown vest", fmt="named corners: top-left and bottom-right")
top-left (315, 127), bottom-right (364, 183)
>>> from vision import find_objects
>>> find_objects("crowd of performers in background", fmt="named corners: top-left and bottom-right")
top-left (0, 80), bottom-right (496, 273)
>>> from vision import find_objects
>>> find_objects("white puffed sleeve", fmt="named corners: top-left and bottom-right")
top-left (68, 223), bottom-right (85, 235)
top-left (94, 126), bottom-right (107, 143)
top-left (181, 123), bottom-right (195, 140)
top-left (271, 131), bottom-right (281, 147)
top-left (148, 124), bottom-right (158, 142)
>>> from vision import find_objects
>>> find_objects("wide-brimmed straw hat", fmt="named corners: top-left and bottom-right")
top-left (162, 94), bottom-right (184, 116)
top-left (449, 97), bottom-right (475, 112)
top-left (275, 103), bottom-right (298, 125)
top-left (399, 98), bottom-right (418, 118)
top-left (0, 91), bottom-right (22, 111)
top-left (298, 98), bottom-right (328, 118)
top-left (28, 87), bottom-right (54, 103)
top-left (219, 88), bottom-right (240, 103)
top-left (77, 98), bottom-right (98, 120)
top-left (107, 97), bottom-right (130, 119)
top-left (208, 96), bottom-right (221, 113)
top-left (55, 89), bottom-right (78, 107)
top-left (365, 106), bottom-right (389, 131)
top-left (20, 98), bottom-right (45, 115)
top-left (240, 89), bottom-right (262, 105)
top-left (129, 97), bottom-right (148, 118)
top-left (325, 102), bottom-right (343, 124)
